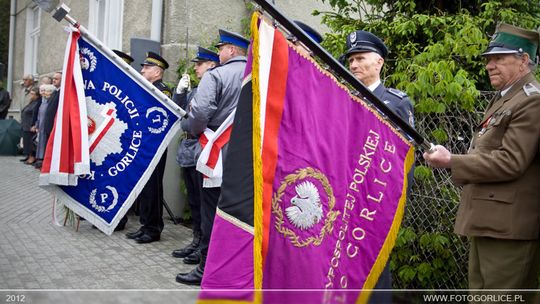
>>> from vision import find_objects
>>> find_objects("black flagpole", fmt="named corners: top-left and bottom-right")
top-left (252, 0), bottom-right (433, 151)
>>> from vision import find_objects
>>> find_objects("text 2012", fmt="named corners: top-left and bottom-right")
top-left (5, 295), bottom-right (25, 303)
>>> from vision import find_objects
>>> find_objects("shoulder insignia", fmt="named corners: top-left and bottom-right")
top-left (387, 88), bottom-right (407, 99)
top-left (523, 83), bottom-right (540, 96)
top-left (408, 110), bottom-right (415, 126)
top-left (162, 90), bottom-right (172, 98)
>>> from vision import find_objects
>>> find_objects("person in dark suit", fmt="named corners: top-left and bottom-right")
top-left (342, 29), bottom-right (415, 303)
top-left (424, 23), bottom-right (540, 300)
top-left (171, 47), bottom-right (219, 265)
top-left (20, 87), bottom-right (40, 165)
top-left (176, 29), bottom-right (248, 286)
top-left (125, 51), bottom-right (171, 244)
top-left (111, 49), bottom-right (135, 231)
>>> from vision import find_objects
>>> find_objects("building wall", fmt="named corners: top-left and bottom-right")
top-left (8, 0), bottom-right (330, 217)
top-left (10, 0), bottom-right (330, 106)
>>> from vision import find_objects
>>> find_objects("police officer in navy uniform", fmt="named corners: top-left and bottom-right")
top-left (343, 30), bottom-right (414, 302)
top-left (106, 49), bottom-right (135, 231)
top-left (175, 29), bottom-right (248, 286)
top-left (125, 51), bottom-right (172, 244)
top-left (344, 30), bottom-right (414, 126)
top-left (171, 47), bottom-right (219, 265)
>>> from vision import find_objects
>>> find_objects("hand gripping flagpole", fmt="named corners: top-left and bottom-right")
top-left (252, 0), bottom-right (434, 152)
top-left (34, 1), bottom-right (188, 119)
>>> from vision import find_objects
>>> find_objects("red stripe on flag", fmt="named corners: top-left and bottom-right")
top-left (260, 29), bottom-right (289, 265)
top-left (205, 125), bottom-right (233, 170)
top-left (40, 29), bottom-right (87, 184)
top-left (199, 132), bottom-right (209, 148)
top-left (42, 31), bottom-right (82, 175)
top-left (89, 111), bottom-right (116, 153)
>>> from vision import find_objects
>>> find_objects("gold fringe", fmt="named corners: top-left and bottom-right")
top-left (357, 146), bottom-right (415, 304)
top-left (250, 11), bottom-right (264, 304)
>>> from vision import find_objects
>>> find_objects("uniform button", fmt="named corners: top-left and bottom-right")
top-left (488, 193), bottom-right (494, 198)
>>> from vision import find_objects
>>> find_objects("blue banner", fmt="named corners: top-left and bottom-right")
top-left (55, 36), bottom-right (181, 235)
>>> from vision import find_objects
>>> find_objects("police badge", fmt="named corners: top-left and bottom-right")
top-left (349, 31), bottom-right (357, 44)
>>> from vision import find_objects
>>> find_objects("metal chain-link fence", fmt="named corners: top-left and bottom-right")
top-left (391, 91), bottom-right (494, 289)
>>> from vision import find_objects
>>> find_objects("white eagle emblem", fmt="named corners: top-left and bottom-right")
top-left (286, 181), bottom-right (323, 230)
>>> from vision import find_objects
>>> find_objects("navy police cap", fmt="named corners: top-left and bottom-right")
top-left (113, 49), bottom-right (134, 64)
top-left (192, 46), bottom-right (219, 63)
top-left (294, 20), bottom-right (323, 44)
top-left (141, 51), bottom-right (169, 69)
top-left (344, 30), bottom-right (388, 59)
top-left (215, 29), bottom-right (250, 49)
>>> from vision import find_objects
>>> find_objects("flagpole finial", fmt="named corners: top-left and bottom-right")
top-left (52, 3), bottom-right (70, 22)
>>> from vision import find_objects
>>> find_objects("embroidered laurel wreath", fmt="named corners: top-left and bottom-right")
top-left (272, 167), bottom-right (340, 247)
top-left (89, 187), bottom-right (119, 213)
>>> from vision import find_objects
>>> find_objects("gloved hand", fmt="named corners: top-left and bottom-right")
top-left (176, 74), bottom-right (191, 94)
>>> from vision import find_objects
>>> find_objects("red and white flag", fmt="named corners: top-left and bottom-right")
top-left (40, 28), bottom-right (90, 186)
top-left (197, 110), bottom-right (235, 188)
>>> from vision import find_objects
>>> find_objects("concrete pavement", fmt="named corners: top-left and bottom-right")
top-left (0, 156), bottom-right (199, 303)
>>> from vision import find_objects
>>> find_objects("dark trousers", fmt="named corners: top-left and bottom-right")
top-left (182, 166), bottom-right (202, 233)
top-left (199, 186), bottom-right (221, 271)
top-left (22, 131), bottom-right (35, 156)
top-left (369, 263), bottom-right (392, 303)
top-left (139, 151), bottom-right (167, 237)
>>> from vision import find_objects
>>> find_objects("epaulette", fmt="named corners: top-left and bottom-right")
top-left (387, 88), bottom-right (407, 99)
top-left (155, 81), bottom-right (172, 97)
top-left (523, 83), bottom-right (540, 96)
top-left (162, 89), bottom-right (172, 98)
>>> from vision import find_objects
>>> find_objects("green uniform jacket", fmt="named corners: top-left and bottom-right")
top-left (452, 72), bottom-right (540, 240)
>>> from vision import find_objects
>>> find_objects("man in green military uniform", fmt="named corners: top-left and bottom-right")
top-left (125, 51), bottom-right (171, 243)
top-left (424, 23), bottom-right (540, 297)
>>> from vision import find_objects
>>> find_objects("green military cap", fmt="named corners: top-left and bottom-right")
top-left (482, 23), bottom-right (540, 63)
top-left (141, 51), bottom-right (169, 69)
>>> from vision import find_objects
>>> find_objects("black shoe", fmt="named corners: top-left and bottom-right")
top-left (34, 161), bottom-right (42, 169)
top-left (183, 250), bottom-right (201, 265)
top-left (19, 157), bottom-right (29, 162)
top-left (114, 223), bottom-right (126, 231)
top-left (134, 233), bottom-right (160, 244)
top-left (176, 267), bottom-right (203, 285)
top-left (172, 230), bottom-right (201, 258)
top-left (125, 229), bottom-right (144, 239)
top-left (172, 246), bottom-right (197, 258)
